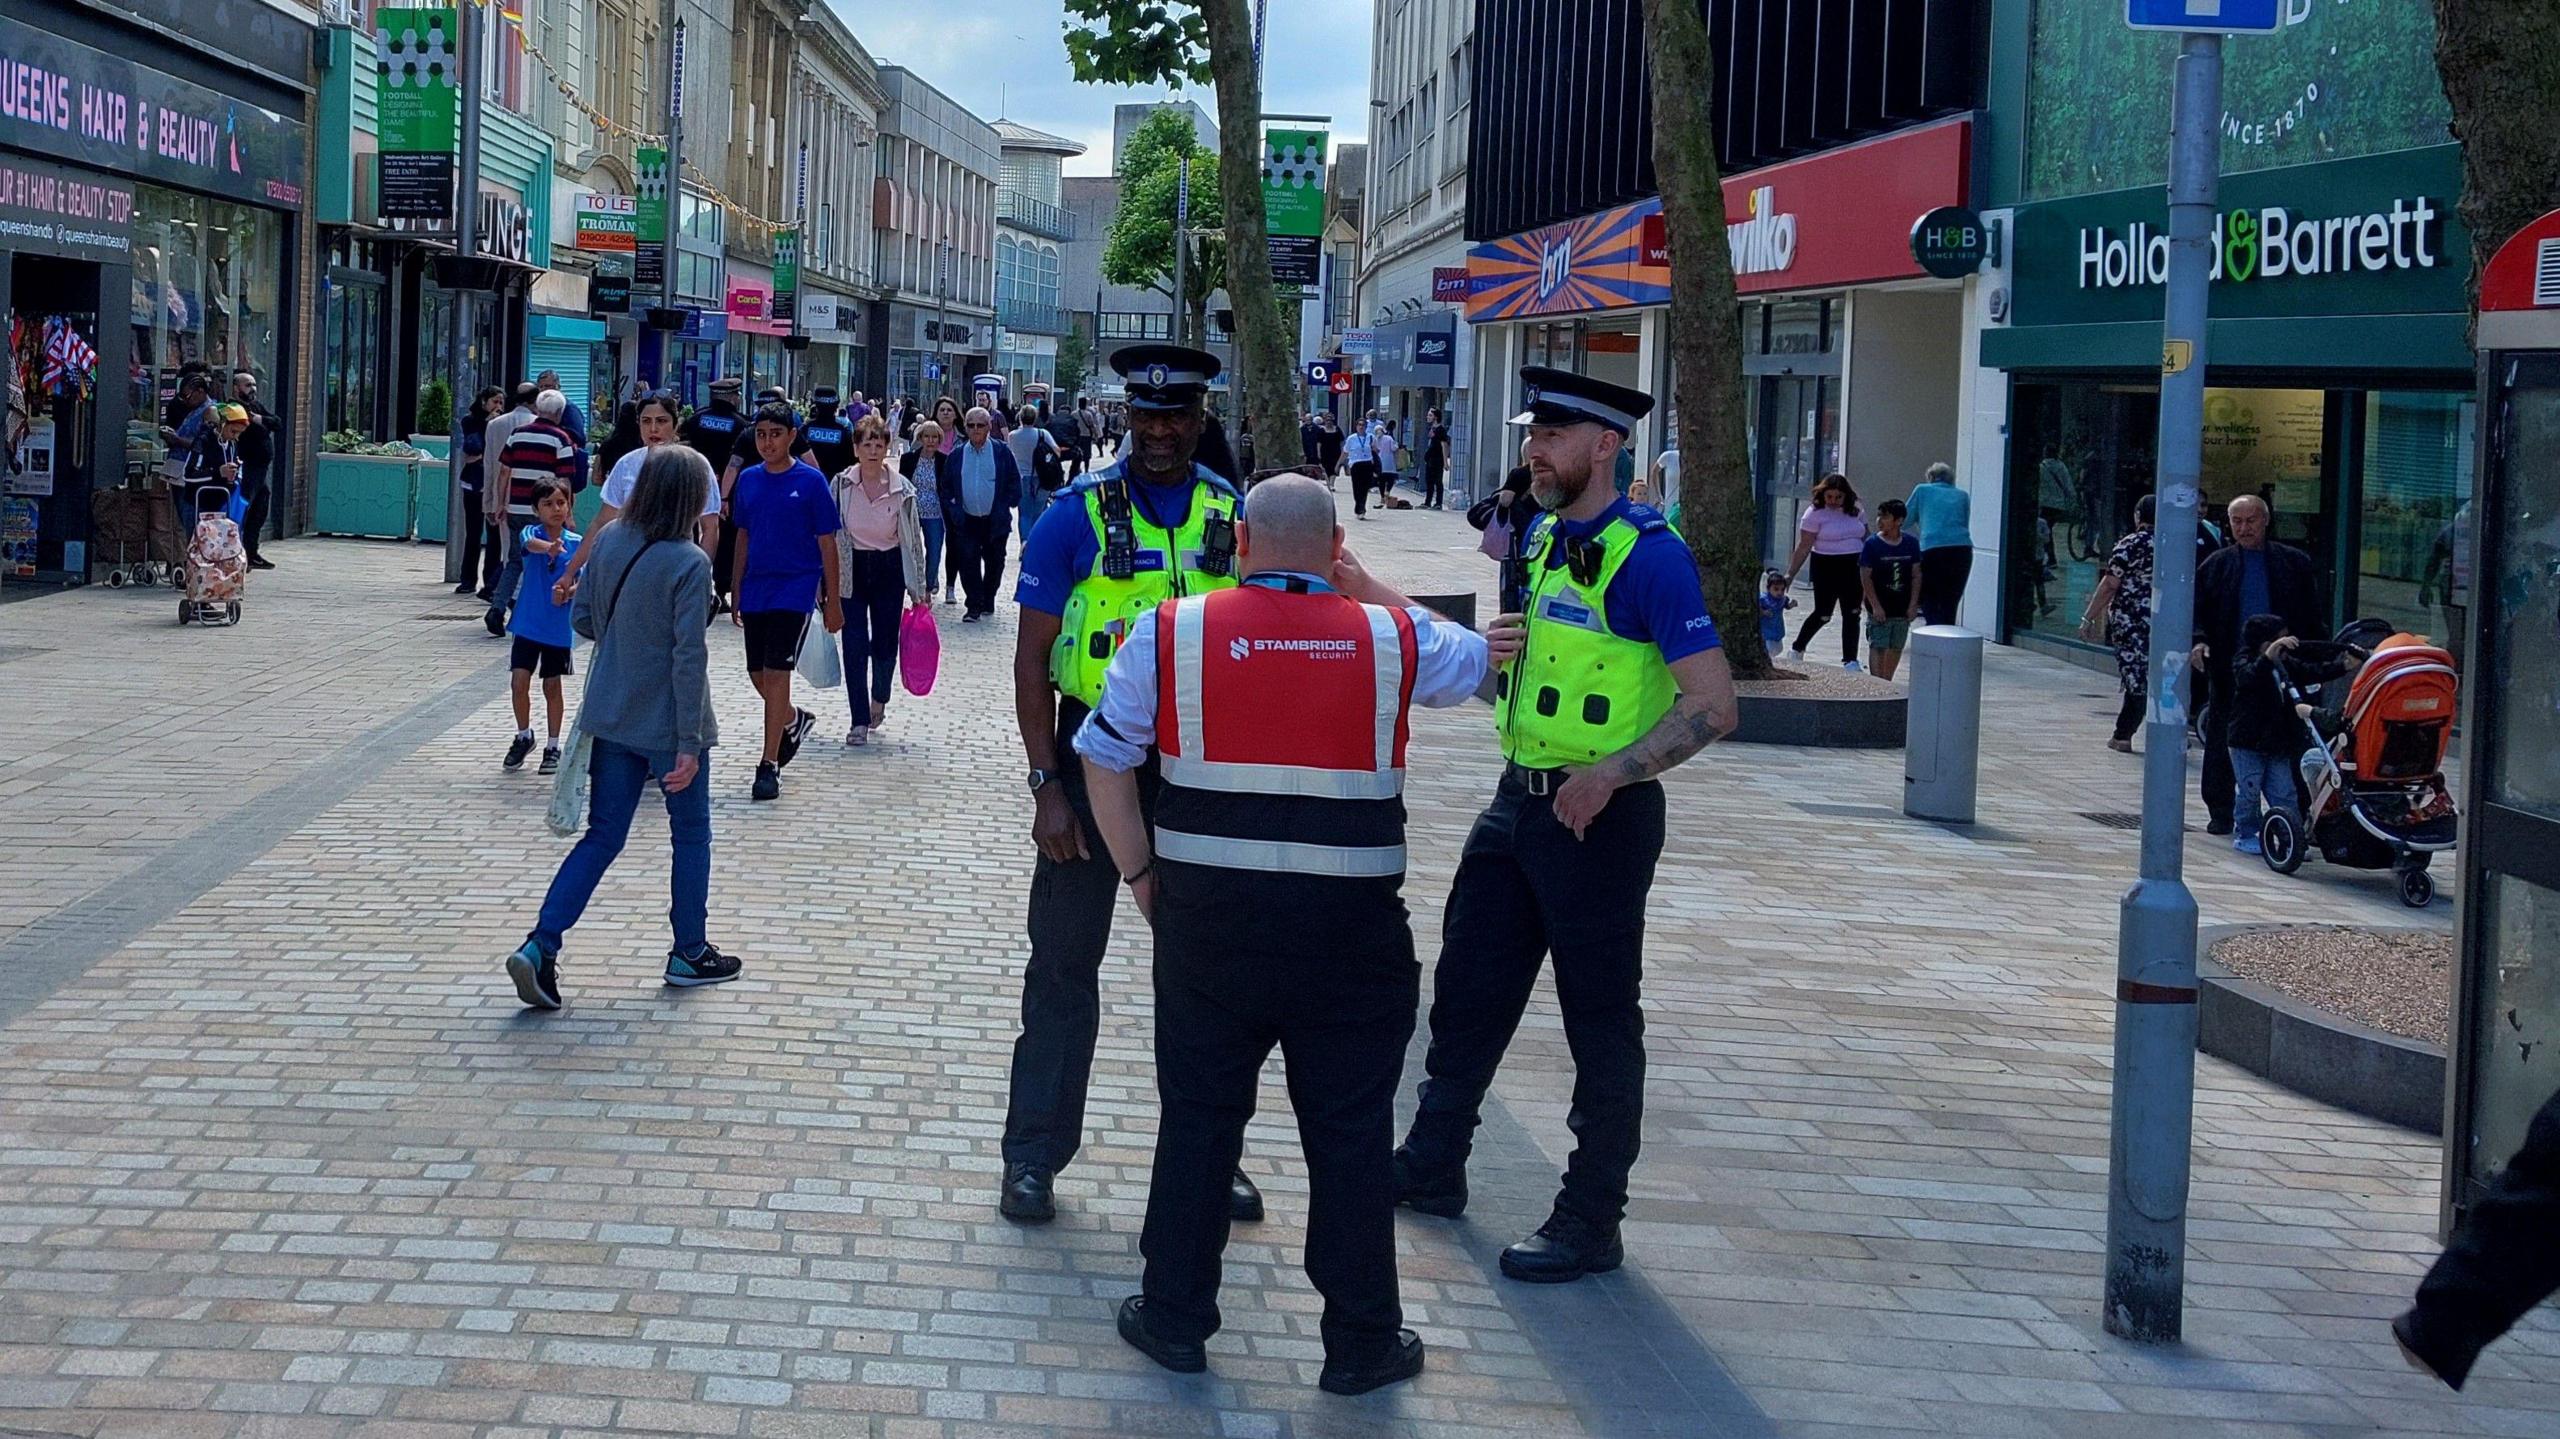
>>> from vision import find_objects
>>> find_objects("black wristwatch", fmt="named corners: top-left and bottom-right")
top-left (1122, 860), bottom-right (1155, 887)
top-left (1027, 768), bottom-right (1059, 793)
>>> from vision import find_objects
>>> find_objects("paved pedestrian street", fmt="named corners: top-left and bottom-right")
top-left (0, 517), bottom-right (2550, 1439)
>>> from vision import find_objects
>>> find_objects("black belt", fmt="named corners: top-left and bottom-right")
top-left (1504, 762), bottom-right (1565, 796)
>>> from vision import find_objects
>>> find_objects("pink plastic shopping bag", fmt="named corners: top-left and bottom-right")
top-left (899, 604), bottom-right (940, 697)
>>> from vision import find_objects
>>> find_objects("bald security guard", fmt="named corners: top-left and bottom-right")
top-left (999, 344), bottom-right (1264, 1226)
top-left (1393, 366), bottom-right (1741, 1283)
top-left (1074, 476), bottom-right (1510, 1394)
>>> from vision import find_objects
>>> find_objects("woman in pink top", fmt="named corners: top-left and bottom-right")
top-left (1784, 473), bottom-right (1872, 671)
top-left (831, 415), bottom-right (932, 744)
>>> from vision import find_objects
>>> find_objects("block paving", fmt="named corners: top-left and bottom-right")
top-left (0, 510), bottom-right (2550, 1437)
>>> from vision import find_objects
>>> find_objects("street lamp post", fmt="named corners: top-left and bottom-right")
top-left (441, 0), bottom-right (483, 586)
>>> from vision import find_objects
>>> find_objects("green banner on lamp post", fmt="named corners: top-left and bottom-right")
top-left (375, 7), bottom-right (460, 220)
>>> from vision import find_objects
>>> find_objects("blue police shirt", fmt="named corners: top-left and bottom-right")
top-left (1013, 460), bottom-right (1235, 617)
top-left (732, 460), bottom-right (839, 614)
top-left (1536, 498), bottom-right (1721, 662)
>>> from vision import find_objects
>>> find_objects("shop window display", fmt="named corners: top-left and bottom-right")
top-left (2360, 391), bottom-right (2474, 656)
top-left (127, 187), bottom-right (282, 432)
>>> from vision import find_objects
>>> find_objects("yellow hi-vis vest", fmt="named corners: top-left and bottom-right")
top-left (1497, 511), bottom-right (1680, 767)
top-left (1050, 466), bottom-right (1241, 706)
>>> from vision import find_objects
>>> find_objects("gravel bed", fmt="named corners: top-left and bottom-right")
top-left (1737, 665), bottom-right (1904, 700)
top-left (2212, 926), bottom-right (2452, 1048)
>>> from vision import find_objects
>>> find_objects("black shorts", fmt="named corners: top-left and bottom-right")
top-left (741, 609), bottom-right (811, 673)
top-left (509, 636), bottom-right (573, 678)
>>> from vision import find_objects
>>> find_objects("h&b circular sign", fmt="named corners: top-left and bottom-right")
top-left (1910, 206), bottom-right (1990, 279)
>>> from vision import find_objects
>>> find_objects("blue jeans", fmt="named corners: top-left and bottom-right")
top-left (919, 516), bottom-right (946, 591)
top-left (531, 740), bottom-right (711, 955)
top-left (489, 516), bottom-right (529, 618)
top-left (1019, 483), bottom-right (1051, 539)
top-left (2231, 748), bottom-right (2298, 843)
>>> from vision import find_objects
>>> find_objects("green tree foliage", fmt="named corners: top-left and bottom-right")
top-left (2433, 0), bottom-right (2560, 301)
top-left (1062, 1), bottom-right (1209, 88)
top-left (1102, 108), bottom-right (1223, 346)
top-left (1056, 330), bottom-right (1092, 399)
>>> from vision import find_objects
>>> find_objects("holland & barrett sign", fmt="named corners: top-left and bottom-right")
top-left (2009, 144), bottom-right (2468, 329)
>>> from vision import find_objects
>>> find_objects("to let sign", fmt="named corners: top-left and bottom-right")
top-left (2125, 0), bottom-right (2284, 32)
top-left (574, 193), bottom-right (637, 252)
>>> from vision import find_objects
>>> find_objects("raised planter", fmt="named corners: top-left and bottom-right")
top-left (313, 453), bottom-right (419, 540)
top-left (406, 437), bottom-right (453, 544)
top-left (2196, 923), bottom-right (2445, 1134)
top-left (1731, 684), bottom-right (1908, 748)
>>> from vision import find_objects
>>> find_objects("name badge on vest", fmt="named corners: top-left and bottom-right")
top-left (1540, 593), bottom-right (1597, 630)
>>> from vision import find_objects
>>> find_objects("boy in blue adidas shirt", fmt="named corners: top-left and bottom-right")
top-left (505, 480), bottom-right (582, 775)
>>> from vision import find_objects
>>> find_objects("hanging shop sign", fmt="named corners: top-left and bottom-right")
top-left (1466, 116), bottom-right (1972, 322)
top-left (0, 155), bottom-right (134, 264)
top-left (1338, 327), bottom-right (1376, 356)
top-left (1910, 205), bottom-right (1990, 279)
top-left (373, 8), bottom-right (458, 220)
top-left (772, 228), bottom-right (800, 322)
top-left (573, 192), bottom-right (637, 252)
top-left (1431, 267), bottom-right (1472, 302)
top-left (727, 284), bottom-right (766, 322)
top-left (634, 146), bottom-right (668, 291)
top-left (589, 255), bottom-right (632, 315)
top-left (0, 14), bottom-right (306, 209)
top-left (2007, 144), bottom-right (2468, 329)
top-left (1262, 127), bottom-right (1327, 289)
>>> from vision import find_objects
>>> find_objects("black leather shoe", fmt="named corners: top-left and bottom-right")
top-left (1229, 1168), bottom-right (1264, 1224)
top-left (1392, 1146), bottom-right (1467, 1218)
top-left (1499, 1211), bottom-right (1623, 1284)
top-left (999, 1163), bottom-right (1055, 1224)
top-left (1116, 1295), bottom-right (1206, 1373)
top-left (1318, 1329), bottom-right (1424, 1396)
top-left (2205, 817), bottom-right (2235, 836)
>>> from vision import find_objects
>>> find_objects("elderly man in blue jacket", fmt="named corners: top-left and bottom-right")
top-left (940, 405), bottom-right (1025, 622)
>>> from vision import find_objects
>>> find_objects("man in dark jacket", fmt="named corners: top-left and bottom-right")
top-left (2396, 1085), bottom-right (2560, 1391)
top-left (228, 369), bottom-right (280, 568)
top-left (939, 406), bottom-right (1024, 621)
top-left (2190, 495), bottom-right (2323, 834)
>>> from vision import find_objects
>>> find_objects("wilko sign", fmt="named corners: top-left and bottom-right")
top-left (1466, 116), bottom-right (1972, 321)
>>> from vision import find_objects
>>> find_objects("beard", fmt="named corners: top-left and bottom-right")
top-left (1529, 461), bottom-right (1590, 511)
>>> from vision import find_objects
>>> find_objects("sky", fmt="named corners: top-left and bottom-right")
top-left (829, 1), bottom-right (1373, 174)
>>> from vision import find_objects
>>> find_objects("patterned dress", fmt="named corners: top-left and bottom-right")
top-left (2104, 528), bottom-right (2155, 696)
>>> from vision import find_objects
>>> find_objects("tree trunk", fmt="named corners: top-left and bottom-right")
top-left (1197, 0), bottom-right (1303, 476)
top-left (2432, 0), bottom-right (2560, 307)
top-left (1640, 0), bottom-right (1766, 676)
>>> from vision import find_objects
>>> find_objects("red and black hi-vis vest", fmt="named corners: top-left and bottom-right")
top-left (1149, 582), bottom-right (1420, 878)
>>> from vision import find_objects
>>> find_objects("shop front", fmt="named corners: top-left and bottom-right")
top-left (797, 291), bottom-right (867, 398)
top-left (1462, 117), bottom-right (1976, 567)
top-left (1, 9), bottom-right (309, 586)
top-left (724, 268), bottom-right (789, 396)
top-left (877, 302), bottom-right (988, 405)
top-left (1981, 144), bottom-right (2474, 664)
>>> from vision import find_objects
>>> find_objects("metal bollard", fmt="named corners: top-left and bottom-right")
top-left (1903, 625), bottom-right (1984, 824)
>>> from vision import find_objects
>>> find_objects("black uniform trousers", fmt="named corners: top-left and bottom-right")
top-left (1407, 770), bottom-right (1667, 1228)
top-left (2400, 1085), bottom-right (2560, 1388)
top-left (1142, 862), bottom-right (1417, 1365)
top-left (1003, 701), bottom-right (1156, 1173)
top-left (2199, 660), bottom-right (2238, 827)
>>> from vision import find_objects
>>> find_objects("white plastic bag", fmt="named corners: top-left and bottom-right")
top-left (546, 721), bottom-right (595, 837)
top-left (798, 615), bottom-right (843, 689)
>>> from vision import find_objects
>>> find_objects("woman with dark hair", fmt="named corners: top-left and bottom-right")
top-left (2083, 494), bottom-right (2159, 752)
top-left (931, 396), bottom-right (965, 456)
top-left (505, 444), bottom-right (734, 1010)
top-left (1784, 472), bottom-right (1870, 670)
top-left (596, 383), bottom-right (646, 474)
top-left (557, 390), bottom-right (724, 597)
top-left (457, 386), bottom-right (507, 597)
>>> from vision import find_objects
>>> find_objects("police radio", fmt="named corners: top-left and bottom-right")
top-left (1199, 510), bottom-right (1237, 578)
top-left (1099, 480), bottom-right (1139, 580)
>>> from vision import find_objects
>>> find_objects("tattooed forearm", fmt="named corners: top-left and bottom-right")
top-left (1606, 694), bottom-right (1728, 786)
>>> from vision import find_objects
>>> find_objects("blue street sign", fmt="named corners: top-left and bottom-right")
top-left (1304, 361), bottom-right (1334, 387)
top-left (2125, 0), bottom-right (2282, 32)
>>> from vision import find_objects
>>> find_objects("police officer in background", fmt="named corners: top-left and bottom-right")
top-left (797, 388), bottom-right (859, 477)
top-left (681, 376), bottom-right (750, 613)
top-left (1000, 344), bottom-right (1262, 1226)
top-left (1075, 475), bottom-right (1511, 1393)
top-left (1394, 366), bottom-right (1740, 1282)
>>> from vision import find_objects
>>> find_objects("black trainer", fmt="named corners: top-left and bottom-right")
top-left (1318, 1330), bottom-right (1425, 1396)
top-left (1229, 1169), bottom-right (1265, 1224)
top-left (504, 939), bottom-right (561, 1010)
top-left (1391, 1146), bottom-right (1468, 1218)
top-left (1115, 1296), bottom-right (1205, 1374)
top-left (751, 762), bottom-right (781, 802)
top-left (483, 605), bottom-right (507, 637)
top-left (777, 708), bottom-right (816, 769)
top-left (664, 943), bottom-right (742, 988)
top-left (1499, 1210), bottom-right (1623, 1284)
top-left (504, 734), bottom-right (536, 771)
top-left (537, 745), bottom-right (562, 776)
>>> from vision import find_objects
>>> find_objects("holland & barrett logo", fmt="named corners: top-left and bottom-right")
top-left (2077, 196), bottom-right (2442, 290)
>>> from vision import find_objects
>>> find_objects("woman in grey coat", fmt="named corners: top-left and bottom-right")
top-left (506, 445), bottom-right (736, 1010)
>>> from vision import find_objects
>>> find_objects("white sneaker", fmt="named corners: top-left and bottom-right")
top-left (1843, 660), bottom-right (1863, 674)
top-left (1789, 649), bottom-right (1806, 664)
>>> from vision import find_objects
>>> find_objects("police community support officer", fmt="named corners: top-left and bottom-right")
top-left (1072, 475), bottom-right (1509, 1394)
top-left (1392, 365), bottom-right (1740, 1283)
top-left (999, 343), bottom-right (1263, 1227)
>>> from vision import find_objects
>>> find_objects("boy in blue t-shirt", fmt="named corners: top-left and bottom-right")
top-left (506, 480), bottom-right (582, 774)
top-left (731, 404), bottom-right (843, 802)
top-left (1858, 497), bottom-right (1924, 680)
